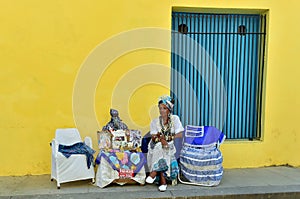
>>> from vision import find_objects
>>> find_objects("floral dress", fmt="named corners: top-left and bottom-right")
top-left (147, 114), bottom-right (184, 180)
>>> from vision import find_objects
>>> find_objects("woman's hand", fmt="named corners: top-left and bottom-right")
top-left (151, 134), bottom-right (157, 142)
top-left (152, 132), bottom-right (161, 142)
top-left (159, 135), bottom-right (168, 148)
top-left (160, 138), bottom-right (168, 146)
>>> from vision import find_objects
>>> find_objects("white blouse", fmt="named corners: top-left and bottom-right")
top-left (150, 115), bottom-right (184, 135)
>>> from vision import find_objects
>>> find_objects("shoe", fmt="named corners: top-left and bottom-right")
top-left (146, 176), bottom-right (156, 184)
top-left (158, 184), bottom-right (167, 192)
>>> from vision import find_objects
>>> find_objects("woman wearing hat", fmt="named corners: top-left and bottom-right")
top-left (145, 95), bottom-right (184, 192)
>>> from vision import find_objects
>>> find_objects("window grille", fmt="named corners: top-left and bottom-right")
top-left (171, 12), bottom-right (266, 140)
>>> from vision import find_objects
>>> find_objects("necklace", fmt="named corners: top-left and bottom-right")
top-left (159, 114), bottom-right (174, 141)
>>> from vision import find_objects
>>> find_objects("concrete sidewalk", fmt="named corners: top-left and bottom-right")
top-left (1, 166), bottom-right (300, 199)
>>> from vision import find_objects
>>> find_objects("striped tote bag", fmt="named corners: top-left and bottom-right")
top-left (179, 125), bottom-right (225, 186)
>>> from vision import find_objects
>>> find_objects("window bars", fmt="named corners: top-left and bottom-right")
top-left (171, 12), bottom-right (266, 140)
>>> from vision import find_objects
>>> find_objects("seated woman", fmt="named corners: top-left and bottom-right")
top-left (145, 95), bottom-right (184, 192)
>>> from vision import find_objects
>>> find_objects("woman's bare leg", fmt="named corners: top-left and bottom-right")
top-left (160, 172), bottom-right (166, 185)
top-left (149, 171), bottom-right (157, 178)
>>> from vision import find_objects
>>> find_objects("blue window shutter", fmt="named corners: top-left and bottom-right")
top-left (171, 12), bottom-right (266, 140)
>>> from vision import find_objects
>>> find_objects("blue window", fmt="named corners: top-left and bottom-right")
top-left (171, 12), bottom-right (266, 140)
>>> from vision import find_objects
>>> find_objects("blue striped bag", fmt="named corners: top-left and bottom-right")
top-left (179, 125), bottom-right (225, 186)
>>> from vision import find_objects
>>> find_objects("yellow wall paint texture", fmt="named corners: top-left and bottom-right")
top-left (0, 0), bottom-right (300, 176)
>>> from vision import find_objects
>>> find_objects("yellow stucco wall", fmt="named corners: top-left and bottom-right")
top-left (0, 0), bottom-right (300, 176)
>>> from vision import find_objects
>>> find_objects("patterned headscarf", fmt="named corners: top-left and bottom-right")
top-left (158, 95), bottom-right (174, 112)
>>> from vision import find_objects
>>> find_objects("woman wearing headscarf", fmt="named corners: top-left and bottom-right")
top-left (145, 95), bottom-right (184, 192)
